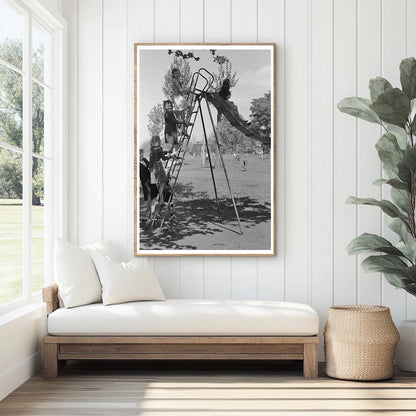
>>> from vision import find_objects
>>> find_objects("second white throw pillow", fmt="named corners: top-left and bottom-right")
top-left (91, 253), bottom-right (165, 306)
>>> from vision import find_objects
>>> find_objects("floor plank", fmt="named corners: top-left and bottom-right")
top-left (1, 361), bottom-right (416, 415)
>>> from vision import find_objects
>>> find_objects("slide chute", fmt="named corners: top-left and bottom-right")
top-left (205, 92), bottom-right (269, 144)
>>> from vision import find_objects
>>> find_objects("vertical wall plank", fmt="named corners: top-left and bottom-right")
top-left (356, 0), bottom-right (382, 305)
top-left (179, 0), bottom-right (205, 297)
top-left (204, 257), bottom-right (231, 298)
top-left (61, 0), bottom-right (77, 245)
top-left (154, 258), bottom-right (181, 298)
top-left (180, 258), bottom-right (204, 298)
top-left (127, 0), bottom-right (154, 261)
top-left (152, 0), bottom-right (181, 297)
top-left (333, 0), bottom-right (357, 305)
top-left (284, 0), bottom-right (309, 304)
top-left (204, 0), bottom-right (231, 42)
top-left (257, 0), bottom-right (285, 301)
top-left (231, 258), bottom-right (258, 299)
top-left (231, 0), bottom-right (257, 42)
top-left (155, 0), bottom-right (180, 42)
top-left (310, 0), bottom-right (333, 359)
top-left (180, 0), bottom-right (203, 43)
top-left (381, 0), bottom-right (407, 322)
top-left (203, 0), bottom-right (232, 297)
top-left (77, 0), bottom-right (103, 245)
top-left (229, 0), bottom-right (258, 299)
top-left (407, 0), bottom-right (416, 319)
top-left (102, 0), bottom-right (128, 260)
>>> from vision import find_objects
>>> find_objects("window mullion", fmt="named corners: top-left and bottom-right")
top-left (22, 10), bottom-right (32, 298)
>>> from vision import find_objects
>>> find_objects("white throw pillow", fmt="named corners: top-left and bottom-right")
top-left (81, 240), bottom-right (115, 259)
top-left (55, 239), bottom-right (114, 308)
top-left (90, 252), bottom-right (165, 306)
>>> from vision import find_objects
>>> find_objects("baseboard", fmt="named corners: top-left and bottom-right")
top-left (0, 351), bottom-right (42, 401)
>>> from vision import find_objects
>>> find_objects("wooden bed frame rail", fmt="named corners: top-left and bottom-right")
top-left (42, 285), bottom-right (319, 379)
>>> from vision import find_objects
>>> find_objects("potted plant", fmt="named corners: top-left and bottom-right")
top-left (338, 57), bottom-right (416, 371)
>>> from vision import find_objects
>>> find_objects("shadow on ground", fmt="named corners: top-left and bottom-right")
top-left (139, 182), bottom-right (271, 250)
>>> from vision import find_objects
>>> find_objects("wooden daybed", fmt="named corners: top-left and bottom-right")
top-left (42, 285), bottom-right (319, 379)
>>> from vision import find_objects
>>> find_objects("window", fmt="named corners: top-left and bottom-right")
top-left (0, 0), bottom-right (65, 312)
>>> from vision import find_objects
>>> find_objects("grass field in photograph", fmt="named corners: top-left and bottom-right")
top-left (0, 199), bottom-right (44, 305)
top-left (139, 152), bottom-right (272, 251)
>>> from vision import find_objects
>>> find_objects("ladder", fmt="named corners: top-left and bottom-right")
top-left (149, 68), bottom-right (242, 234)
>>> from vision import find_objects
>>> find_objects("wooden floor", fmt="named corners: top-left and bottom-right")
top-left (1, 360), bottom-right (416, 415)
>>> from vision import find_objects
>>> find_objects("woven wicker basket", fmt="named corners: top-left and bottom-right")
top-left (324, 305), bottom-right (399, 381)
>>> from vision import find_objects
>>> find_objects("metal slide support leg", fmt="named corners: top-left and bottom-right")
top-left (205, 98), bottom-right (243, 234)
top-left (199, 102), bottom-right (222, 222)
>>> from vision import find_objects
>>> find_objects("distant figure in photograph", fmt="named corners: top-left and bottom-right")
top-left (242, 153), bottom-right (248, 171)
top-left (149, 135), bottom-right (171, 213)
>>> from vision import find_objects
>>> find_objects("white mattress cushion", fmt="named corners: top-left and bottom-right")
top-left (48, 299), bottom-right (319, 336)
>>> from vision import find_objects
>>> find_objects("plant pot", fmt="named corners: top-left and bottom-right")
top-left (324, 305), bottom-right (400, 381)
top-left (395, 320), bottom-right (416, 372)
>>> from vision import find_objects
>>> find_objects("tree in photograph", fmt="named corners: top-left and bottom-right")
top-left (0, 149), bottom-right (22, 199)
top-left (249, 91), bottom-right (271, 147)
top-left (211, 59), bottom-right (238, 92)
top-left (167, 49), bottom-right (200, 61)
top-left (162, 56), bottom-right (192, 100)
top-left (217, 118), bottom-right (248, 154)
top-left (0, 38), bottom-right (44, 204)
top-left (147, 103), bottom-right (164, 137)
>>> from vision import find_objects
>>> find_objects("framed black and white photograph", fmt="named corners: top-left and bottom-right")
top-left (134, 44), bottom-right (275, 256)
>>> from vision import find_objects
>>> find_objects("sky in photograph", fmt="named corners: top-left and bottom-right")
top-left (138, 48), bottom-right (272, 149)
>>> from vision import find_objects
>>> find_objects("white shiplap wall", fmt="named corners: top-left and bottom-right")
top-left (61, 0), bottom-right (416, 356)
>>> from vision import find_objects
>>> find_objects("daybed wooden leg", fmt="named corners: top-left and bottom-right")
top-left (44, 343), bottom-right (59, 379)
top-left (303, 343), bottom-right (318, 379)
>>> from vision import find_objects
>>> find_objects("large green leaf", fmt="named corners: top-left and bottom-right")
top-left (373, 178), bottom-right (388, 186)
top-left (404, 282), bottom-right (416, 296)
top-left (395, 130), bottom-right (410, 150)
top-left (370, 88), bottom-right (410, 128)
top-left (398, 161), bottom-right (412, 185)
top-left (346, 196), bottom-right (406, 219)
top-left (373, 178), bottom-right (410, 190)
top-left (403, 146), bottom-right (416, 171)
top-left (362, 254), bottom-right (408, 272)
top-left (397, 240), bottom-right (416, 264)
top-left (337, 97), bottom-right (382, 124)
top-left (389, 217), bottom-right (410, 241)
top-left (369, 77), bottom-right (393, 102)
top-left (383, 272), bottom-right (412, 288)
top-left (347, 233), bottom-right (403, 256)
top-left (375, 132), bottom-right (404, 173)
top-left (391, 187), bottom-right (410, 213)
top-left (361, 255), bottom-right (415, 288)
top-left (387, 178), bottom-right (410, 191)
top-left (400, 57), bottom-right (416, 100)
top-left (403, 265), bottom-right (416, 282)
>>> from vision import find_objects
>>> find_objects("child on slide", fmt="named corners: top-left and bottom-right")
top-left (217, 78), bottom-right (251, 128)
top-left (217, 78), bottom-right (231, 122)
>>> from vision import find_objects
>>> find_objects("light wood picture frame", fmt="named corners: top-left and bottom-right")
top-left (134, 44), bottom-right (276, 256)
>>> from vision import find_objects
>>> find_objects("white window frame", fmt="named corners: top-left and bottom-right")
top-left (0, 0), bottom-right (67, 315)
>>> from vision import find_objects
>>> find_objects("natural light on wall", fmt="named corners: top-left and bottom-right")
top-left (0, 0), bottom-right (55, 309)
